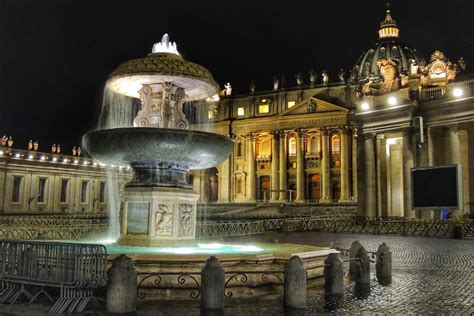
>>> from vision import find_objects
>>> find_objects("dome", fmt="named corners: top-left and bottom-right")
top-left (352, 4), bottom-right (427, 82)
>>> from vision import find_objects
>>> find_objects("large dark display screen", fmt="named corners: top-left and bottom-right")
top-left (411, 165), bottom-right (460, 209)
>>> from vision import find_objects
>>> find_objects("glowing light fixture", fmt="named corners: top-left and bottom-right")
top-left (74, 160), bottom-right (79, 164)
top-left (83, 161), bottom-right (89, 165)
top-left (453, 88), bottom-right (464, 98)
top-left (0, 151), bottom-right (3, 155)
top-left (361, 101), bottom-right (370, 110)
top-left (15, 153), bottom-right (20, 158)
top-left (93, 162), bottom-right (98, 167)
top-left (52, 157), bottom-right (58, 162)
top-left (28, 155), bottom-right (34, 159)
top-left (40, 156), bottom-right (46, 161)
top-left (63, 158), bottom-right (68, 163)
top-left (388, 96), bottom-right (398, 106)
top-left (237, 107), bottom-right (245, 116)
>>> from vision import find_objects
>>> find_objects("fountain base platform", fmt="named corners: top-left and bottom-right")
top-left (120, 186), bottom-right (198, 246)
top-left (105, 242), bottom-right (338, 300)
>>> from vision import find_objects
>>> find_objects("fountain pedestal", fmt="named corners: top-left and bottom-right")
top-left (119, 186), bottom-right (198, 245)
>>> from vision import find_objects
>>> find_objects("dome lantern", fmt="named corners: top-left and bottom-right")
top-left (378, 3), bottom-right (399, 39)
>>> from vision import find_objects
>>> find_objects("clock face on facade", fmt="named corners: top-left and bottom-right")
top-left (430, 61), bottom-right (447, 78)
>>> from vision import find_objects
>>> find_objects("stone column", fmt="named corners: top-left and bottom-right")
top-left (376, 135), bottom-right (388, 217)
top-left (352, 129), bottom-right (358, 202)
top-left (427, 127), bottom-right (434, 166)
top-left (279, 132), bottom-right (288, 201)
top-left (448, 127), bottom-right (461, 165)
top-left (320, 129), bottom-right (331, 203)
top-left (402, 132), bottom-right (415, 218)
top-left (339, 127), bottom-right (350, 202)
top-left (218, 159), bottom-right (231, 203)
top-left (247, 134), bottom-right (256, 202)
top-left (448, 127), bottom-right (462, 216)
top-left (295, 130), bottom-right (305, 202)
top-left (358, 133), bottom-right (376, 217)
top-left (271, 132), bottom-right (280, 201)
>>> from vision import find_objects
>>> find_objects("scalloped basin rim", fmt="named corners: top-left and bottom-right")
top-left (82, 128), bottom-right (235, 170)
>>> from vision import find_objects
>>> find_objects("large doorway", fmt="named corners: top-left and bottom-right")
top-left (309, 174), bottom-right (321, 201)
top-left (205, 168), bottom-right (219, 202)
top-left (259, 176), bottom-right (271, 201)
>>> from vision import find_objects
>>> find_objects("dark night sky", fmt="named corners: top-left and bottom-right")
top-left (0, 0), bottom-right (473, 153)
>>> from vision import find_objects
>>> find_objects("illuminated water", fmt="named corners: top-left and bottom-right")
top-left (104, 242), bottom-right (265, 255)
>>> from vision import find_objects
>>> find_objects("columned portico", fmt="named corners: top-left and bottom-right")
top-left (247, 134), bottom-right (256, 201)
top-left (339, 127), bottom-right (350, 202)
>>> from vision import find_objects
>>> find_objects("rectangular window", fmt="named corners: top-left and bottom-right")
top-left (60, 179), bottom-right (69, 203)
top-left (12, 176), bottom-right (22, 203)
top-left (99, 182), bottom-right (106, 203)
top-left (288, 101), bottom-right (296, 108)
top-left (237, 107), bottom-right (245, 116)
top-left (81, 180), bottom-right (89, 203)
top-left (208, 110), bottom-right (214, 119)
top-left (258, 104), bottom-right (269, 113)
top-left (37, 178), bottom-right (47, 203)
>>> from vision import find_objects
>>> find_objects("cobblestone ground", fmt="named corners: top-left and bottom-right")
top-left (0, 233), bottom-right (472, 315)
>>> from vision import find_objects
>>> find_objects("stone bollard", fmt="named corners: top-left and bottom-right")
top-left (107, 254), bottom-right (137, 314)
top-left (349, 240), bottom-right (363, 279)
top-left (201, 256), bottom-right (225, 311)
top-left (324, 253), bottom-right (344, 295)
top-left (284, 255), bottom-right (307, 309)
top-left (355, 247), bottom-right (370, 285)
top-left (375, 243), bottom-right (392, 286)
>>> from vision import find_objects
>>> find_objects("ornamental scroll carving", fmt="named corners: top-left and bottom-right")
top-left (178, 204), bottom-right (194, 236)
top-left (155, 204), bottom-right (173, 235)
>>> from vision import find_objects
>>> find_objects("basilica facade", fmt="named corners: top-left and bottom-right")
top-left (191, 6), bottom-right (473, 218)
top-left (0, 6), bottom-right (473, 219)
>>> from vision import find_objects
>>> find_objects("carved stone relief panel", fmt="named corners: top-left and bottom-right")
top-left (154, 203), bottom-right (173, 236)
top-left (178, 203), bottom-right (194, 237)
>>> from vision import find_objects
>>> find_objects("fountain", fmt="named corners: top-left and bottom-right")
top-left (81, 34), bottom-right (336, 299)
top-left (84, 34), bottom-right (234, 245)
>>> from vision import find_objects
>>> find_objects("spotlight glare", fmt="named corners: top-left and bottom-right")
top-left (388, 96), bottom-right (397, 106)
top-left (453, 88), bottom-right (463, 98)
top-left (361, 101), bottom-right (370, 110)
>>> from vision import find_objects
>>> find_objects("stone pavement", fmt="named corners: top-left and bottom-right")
top-left (0, 232), bottom-right (472, 315)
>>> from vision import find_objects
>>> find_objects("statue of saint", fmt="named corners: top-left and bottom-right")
top-left (224, 83), bottom-right (232, 96)
top-left (1, 135), bottom-right (7, 146)
top-left (322, 70), bottom-right (329, 85)
top-left (338, 69), bottom-right (345, 83)
top-left (52, 144), bottom-right (57, 154)
top-left (77, 147), bottom-right (82, 157)
top-left (295, 73), bottom-right (303, 86)
top-left (28, 140), bottom-right (33, 151)
top-left (57, 144), bottom-right (61, 154)
top-left (309, 69), bottom-right (317, 85)
top-left (409, 59), bottom-right (419, 75)
top-left (273, 77), bottom-right (280, 91)
top-left (7, 136), bottom-right (13, 148)
top-left (249, 80), bottom-right (256, 93)
top-left (280, 75), bottom-right (287, 88)
top-left (458, 57), bottom-right (466, 71)
top-left (33, 141), bottom-right (39, 151)
top-left (72, 147), bottom-right (77, 156)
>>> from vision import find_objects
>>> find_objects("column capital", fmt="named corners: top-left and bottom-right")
top-left (296, 129), bottom-right (305, 137)
top-left (246, 132), bottom-right (257, 141)
top-left (321, 128), bottom-right (330, 136)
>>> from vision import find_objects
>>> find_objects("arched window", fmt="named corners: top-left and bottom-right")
top-left (288, 137), bottom-right (297, 156)
top-left (259, 138), bottom-right (271, 156)
top-left (309, 135), bottom-right (319, 153)
top-left (332, 135), bottom-right (340, 154)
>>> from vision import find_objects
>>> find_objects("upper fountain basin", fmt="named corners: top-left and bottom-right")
top-left (82, 128), bottom-right (235, 170)
top-left (106, 53), bottom-right (218, 100)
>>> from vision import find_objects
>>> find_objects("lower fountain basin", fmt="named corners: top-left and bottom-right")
top-left (82, 127), bottom-right (235, 170)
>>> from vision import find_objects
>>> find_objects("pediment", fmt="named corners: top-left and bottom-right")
top-left (279, 96), bottom-right (349, 116)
